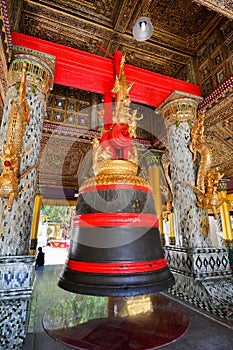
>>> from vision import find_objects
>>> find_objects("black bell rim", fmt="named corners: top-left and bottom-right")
top-left (58, 268), bottom-right (175, 297)
top-left (58, 181), bottom-right (175, 297)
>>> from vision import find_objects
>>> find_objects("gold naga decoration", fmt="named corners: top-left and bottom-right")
top-left (162, 153), bottom-right (173, 195)
top-left (188, 110), bottom-right (225, 218)
top-left (161, 185), bottom-right (174, 221)
top-left (91, 53), bottom-right (143, 179)
top-left (161, 148), bottom-right (174, 220)
top-left (0, 62), bottom-right (39, 211)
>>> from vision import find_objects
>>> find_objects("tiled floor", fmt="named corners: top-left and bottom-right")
top-left (24, 262), bottom-right (233, 350)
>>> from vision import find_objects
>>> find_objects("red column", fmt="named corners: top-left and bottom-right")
top-left (104, 94), bottom-right (112, 129)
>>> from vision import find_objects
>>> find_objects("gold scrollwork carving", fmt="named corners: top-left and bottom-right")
top-left (163, 100), bottom-right (197, 126)
top-left (9, 58), bottom-right (51, 96)
top-left (79, 172), bottom-right (150, 192)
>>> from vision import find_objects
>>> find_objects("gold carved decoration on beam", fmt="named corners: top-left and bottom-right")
top-left (188, 110), bottom-right (226, 219)
top-left (0, 62), bottom-right (39, 211)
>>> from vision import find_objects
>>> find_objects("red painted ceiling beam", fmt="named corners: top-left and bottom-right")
top-left (12, 32), bottom-right (201, 107)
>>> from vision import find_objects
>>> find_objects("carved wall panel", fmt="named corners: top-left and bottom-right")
top-left (196, 18), bottom-right (233, 96)
top-left (203, 92), bottom-right (233, 179)
top-left (193, 0), bottom-right (233, 19)
top-left (45, 84), bottom-right (103, 129)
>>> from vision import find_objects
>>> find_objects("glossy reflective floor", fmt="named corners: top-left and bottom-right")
top-left (25, 264), bottom-right (233, 350)
top-left (43, 293), bottom-right (189, 349)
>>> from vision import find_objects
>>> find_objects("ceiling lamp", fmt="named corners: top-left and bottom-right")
top-left (133, 16), bottom-right (153, 41)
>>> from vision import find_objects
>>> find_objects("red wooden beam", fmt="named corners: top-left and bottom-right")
top-left (12, 32), bottom-right (201, 107)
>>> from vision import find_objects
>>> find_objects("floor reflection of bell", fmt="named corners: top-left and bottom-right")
top-left (58, 159), bottom-right (175, 297)
top-left (43, 293), bottom-right (190, 349)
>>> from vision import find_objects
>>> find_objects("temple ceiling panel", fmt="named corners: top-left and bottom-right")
top-left (39, 132), bottom-right (92, 188)
top-left (193, 0), bottom-right (233, 19)
top-left (3, 0), bottom-right (233, 192)
top-left (204, 96), bottom-right (233, 179)
top-left (21, 0), bottom-right (219, 78)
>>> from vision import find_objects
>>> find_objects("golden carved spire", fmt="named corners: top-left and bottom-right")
top-left (91, 53), bottom-right (144, 182)
top-left (111, 53), bottom-right (142, 135)
top-left (111, 54), bottom-right (134, 109)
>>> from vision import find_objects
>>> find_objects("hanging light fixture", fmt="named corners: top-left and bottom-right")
top-left (133, 16), bottom-right (153, 42)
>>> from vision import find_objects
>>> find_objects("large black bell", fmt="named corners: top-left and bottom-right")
top-left (58, 51), bottom-right (174, 296)
top-left (58, 158), bottom-right (175, 297)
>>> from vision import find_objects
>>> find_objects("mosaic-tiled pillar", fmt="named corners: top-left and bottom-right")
top-left (158, 91), bottom-right (233, 320)
top-left (159, 91), bottom-right (210, 248)
top-left (146, 151), bottom-right (165, 245)
top-left (0, 46), bottom-right (55, 349)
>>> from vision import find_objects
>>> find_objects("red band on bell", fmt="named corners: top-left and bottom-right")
top-left (73, 213), bottom-right (159, 227)
top-left (66, 258), bottom-right (168, 274)
top-left (79, 184), bottom-right (153, 194)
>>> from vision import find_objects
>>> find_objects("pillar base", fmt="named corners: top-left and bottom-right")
top-left (168, 272), bottom-right (233, 320)
top-left (166, 246), bottom-right (232, 279)
top-left (0, 256), bottom-right (35, 349)
top-left (226, 244), bottom-right (233, 271)
top-left (165, 246), bottom-right (233, 320)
